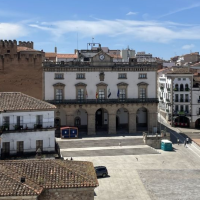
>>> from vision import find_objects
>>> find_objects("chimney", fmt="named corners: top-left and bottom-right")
top-left (55, 47), bottom-right (57, 53)
top-left (21, 177), bottom-right (25, 183)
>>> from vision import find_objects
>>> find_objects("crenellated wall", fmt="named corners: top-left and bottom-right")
top-left (0, 40), bottom-right (44, 99)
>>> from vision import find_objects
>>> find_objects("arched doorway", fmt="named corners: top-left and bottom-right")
top-left (54, 118), bottom-right (61, 129)
top-left (136, 107), bottom-right (148, 131)
top-left (95, 108), bottom-right (108, 133)
top-left (195, 119), bottom-right (200, 129)
top-left (174, 116), bottom-right (190, 128)
top-left (74, 109), bottom-right (88, 133)
top-left (116, 108), bottom-right (129, 134)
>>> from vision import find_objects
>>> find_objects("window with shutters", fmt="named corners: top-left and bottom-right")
top-left (36, 140), bottom-right (43, 151)
top-left (36, 115), bottom-right (43, 125)
top-left (2, 142), bottom-right (10, 154)
top-left (55, 73), bottom-right (64, 79)
top-left (139, 73), bottom-right (147, 79)
top-left (99, 89), bottom-right (105, 100)
top-left (77, 89), bottom-right (84, 100)
top-left (55, 89), bottom-right (63, 100)
top-left (76, 73), bottom-right (85, 79)
top-left (17, 141), bottom-right (24, 153)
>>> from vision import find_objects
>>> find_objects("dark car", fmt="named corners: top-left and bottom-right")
top-left (94, 166), bottom-right (108, 178)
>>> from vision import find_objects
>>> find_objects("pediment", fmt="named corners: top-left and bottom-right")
top-left (53, 83), bottom-right (65, 87)
top-left (75, 82), bottom-right (87, 86)
top-left (137, 82), bottom-right (149, 86)
top-left (117, 82), bottom-right (128, 86)
top-left (92, 50), bottom-right (113, 63)
top-left (96, 82), bottom-right (108, 86)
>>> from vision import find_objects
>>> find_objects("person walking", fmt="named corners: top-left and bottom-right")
top-left (70, 157), bottom-right (73, 161)
top-left (177, 138), bottom-right (180, 145)
top-left (186, 137), bottom-right (189, 145)
top-left (184, 140), bottom-right (187, 147)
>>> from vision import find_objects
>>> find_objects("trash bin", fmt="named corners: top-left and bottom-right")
top-left (60, 127), bottom-right (78, 139)
top-left (161, 139), bottom-right (172, 151)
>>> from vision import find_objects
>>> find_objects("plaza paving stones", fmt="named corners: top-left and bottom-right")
top-left (57, 135), bottom-right (200, 200)
top-left (61, 147), bottom-right (159, 157)
top-left (138, 169), bottom-right (200, 200)
top-left (57, 138), bottom-right (144, 149)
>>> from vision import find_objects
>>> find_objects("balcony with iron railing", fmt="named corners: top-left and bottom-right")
top-left (174, 88), bottom-right (179, 91)
top-left (0, 122), bottom-right (54, 134)
top-left (173, 110), bottom-right (191, 116)
top-left (46, 98), bottom-right (159, 105)
top-left (166, 99), bottom-right (170, 102)
top-left (167, 88), bottom-right (171, 92)
top-left (160, 86), bottom-right (164, 90)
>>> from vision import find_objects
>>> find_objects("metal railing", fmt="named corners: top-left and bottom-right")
top-left (173, 111), bottom-right (191, 116)
top-left (0, 122), bottom-right (54, 133)
top-left (46, 98), bottom-right (159, 105)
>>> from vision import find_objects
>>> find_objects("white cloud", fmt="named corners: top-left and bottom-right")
top-left (28, 19), bottom-right (200, 43)
top-left (0, 23), bottom-right (28, 39)
top-left (159, 3), bottom-right (200, 18)
top-left (126, 12), bottom-right (138, 16)
top-left (182, 44), bottom-right (195, 50)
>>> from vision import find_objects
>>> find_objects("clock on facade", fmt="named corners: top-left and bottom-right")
top-left (99, 54), bottom-right (105, 60)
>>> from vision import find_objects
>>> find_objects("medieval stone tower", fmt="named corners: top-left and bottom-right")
top-left (0, 40), bottom-right (44, 99)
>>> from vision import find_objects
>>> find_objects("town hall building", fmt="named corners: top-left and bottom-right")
top-left (43, 48), bottom-right (158, 135)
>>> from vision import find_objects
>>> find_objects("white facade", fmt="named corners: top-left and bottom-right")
top-left (0, 110), bottom-right (55, 155)
top-left (44, 71), bottom-right (157, 100)
top-left (1, 131), bottom-right (54, 154)
top-left (192, 88), bottom-right (200, 126)
top-left (120, 49), bottom-right (135, 62)
top-left (158, 71), bottom-right (194, 127)
top-left (136, 52), bottom-right (156, 62)
top-left (163, 62), bottom-right (176, 68)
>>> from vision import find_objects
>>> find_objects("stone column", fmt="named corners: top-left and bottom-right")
top-left (148, 111), bottom-right (157, 134)
top-left (129, 112), bottom-right (136, 133)
top-left (87, 114), bottom-right (96, 135)
top-left (66, 113), bottom-right (74, 126)
top-left (108, 114), bottom-right (116, 134)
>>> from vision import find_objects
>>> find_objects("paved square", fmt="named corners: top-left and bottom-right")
top-left (57, 135), bottom-right (200, 200)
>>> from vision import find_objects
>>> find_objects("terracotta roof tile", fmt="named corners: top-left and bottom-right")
top-left (166, 67), bottom-right (192, 74)
top-left (109, 54), bottom-right (122, 58)
top-left (0, 92), bottom-right (56, 112)
top-left (194, 77), bottom-right (200, 82)
top-left (57, 54), bottom-right (77, 59)
top-left (0, 160), bottom-right (98, 197)
top-left (45, 52), bottom-right (57, 58)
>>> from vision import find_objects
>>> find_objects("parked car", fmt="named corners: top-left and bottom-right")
top-left (94, 166), bottom-right (108, 178)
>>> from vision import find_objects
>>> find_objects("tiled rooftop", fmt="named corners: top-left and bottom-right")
top-left (57, 54), bottom-right (77, 59)
top-left (166, 67), bottom-right (192, 74)
top-left (194, 77), bottom-right (200, 82)
top-left (45, 52), bottom-right (57, 58)
top-left (0, 160), bottom-right (98, 197)
top-left (0, 92), bottom-right (56, 112)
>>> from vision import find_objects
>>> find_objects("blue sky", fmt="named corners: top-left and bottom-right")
top-left (0, 0), bottom-right (200, 59)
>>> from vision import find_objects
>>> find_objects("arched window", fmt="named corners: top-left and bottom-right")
top-left (185, 84), bottom-right (189, 91)
top-left (175, 84), bottom-right (178, 91)
top-left (180, 84), bottom-right (184, 91)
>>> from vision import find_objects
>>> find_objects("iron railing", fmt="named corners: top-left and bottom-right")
top-left (0, 122), bottom-right (54, 133)
top-left (46, 98), bottom-right (159, 105)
